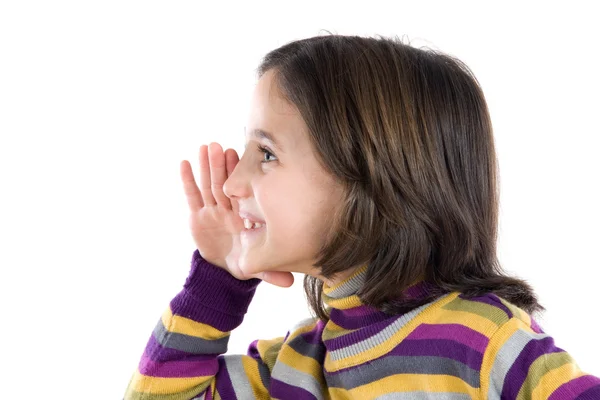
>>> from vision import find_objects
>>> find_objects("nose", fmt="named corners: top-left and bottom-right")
top-left (223, 155), bottom-right (252, 200)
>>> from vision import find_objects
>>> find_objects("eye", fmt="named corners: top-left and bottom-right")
top-left (257, 145), bottom-right (277, 163)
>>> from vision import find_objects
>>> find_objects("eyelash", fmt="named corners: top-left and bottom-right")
top-left (257, 145), bottom-right (277, 163)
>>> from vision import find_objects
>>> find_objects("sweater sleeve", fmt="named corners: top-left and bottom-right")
top-left (123, 249), bottom-right (285, 400)
top-left (480, 316), bottom-right (600, 399)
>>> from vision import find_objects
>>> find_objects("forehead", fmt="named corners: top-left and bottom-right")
top-left (244, 72), bottom-right (306, 152)
top-left (250, 72), bottom-right (298, 121)
top-left (244, 126), bottom-right (285, 152)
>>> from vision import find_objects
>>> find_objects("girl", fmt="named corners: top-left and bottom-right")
top-left (123, 34), bottom-right (600, 399)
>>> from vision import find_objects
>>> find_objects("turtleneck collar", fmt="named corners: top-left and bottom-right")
top-left (321, 264), bottom-right (435, 331)
top-left (322, 264), bottom-right (370, 310)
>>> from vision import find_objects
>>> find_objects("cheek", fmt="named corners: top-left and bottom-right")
top-left (257, 182), bottom-right (309, 233)
top-left (255, 175), bottom-right (333, 242)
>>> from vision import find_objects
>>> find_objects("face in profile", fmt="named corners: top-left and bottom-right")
top-left (223, 69), bottom-right (345, 280)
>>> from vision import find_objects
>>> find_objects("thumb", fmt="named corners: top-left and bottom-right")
top-left (259, 271), bottom-right (295, 288)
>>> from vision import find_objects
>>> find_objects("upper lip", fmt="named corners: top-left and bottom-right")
top-left (239, 211), bottom-right (266, 224)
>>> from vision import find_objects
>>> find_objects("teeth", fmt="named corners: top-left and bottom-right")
top-left (243, 218), bottom-right (264, 230)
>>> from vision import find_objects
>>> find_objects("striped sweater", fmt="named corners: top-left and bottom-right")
top-left (124, 249), bottom-right (600, 399)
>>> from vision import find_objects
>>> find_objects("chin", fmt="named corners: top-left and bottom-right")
top-left (237, 253), bottom-right (263, 276)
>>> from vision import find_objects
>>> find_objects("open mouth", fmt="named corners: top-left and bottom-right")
top-left (240, 221), bottom-right (266, 243)
top-left (243, 219), bottom-right (265, 230)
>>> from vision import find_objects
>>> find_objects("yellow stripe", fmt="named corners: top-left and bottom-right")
top-left (331, 373), bottom-right (478, 398)
top-left (240, 356), bottom-right (270, 398)
top-left (161, 306), bottom-right (229, 340)
top-left (531, 361), bottom-right (586, 398)
top-left (479, 317), bottom-right (540, 395)
top-left (323, 294), bottom-right (363, 310)
top-left (480, 317), bottom-right (520, 395)
top-left (430, 309), bottom-right (498, 337)
top-left (498, 297), bottom-right (531, 327)
top-left (129, 369), bottom-right (210, 394)
top-left (322, 319), bottom-right (360, 341)
top-left (516, 352), bottom-right (576, 400)
top-left (278, 343), bottom-right (325, 382)
top-left (255, 336), bottom-right (285, 356)
top-left (283, 319), bottom-right (320, 343)
top-left (327, 386), bottom-right (355, 400)
top-left (324, 293), bottom-right (460, 371)
top-left (256, 336), bottom-right (285, 371)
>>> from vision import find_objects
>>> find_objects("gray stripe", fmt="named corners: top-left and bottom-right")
top-left (257, 358), bottom-right (272, 392)
top-left (223, 355), bottom-right (257, 399)
top-left (287, 316), bottom-right (319, 334)
top-left (326, 267), bottom-right (367, 299)
top-left (152, 318), bottom-right (229, 354)
top-left (376, 392), bottom-right (472, 400)
top-left (286, 333), bottom-right (326, 364)
top-left (326, 355), bottom-right (480, 389)
top-left (487, 327), bottom-right (549, 400)
top-left (329, 295), bottom-right (450, 361)
top-left (223, 355), bottom-right (271, 396)
top-left (272, 359), bottom-right (324, 399)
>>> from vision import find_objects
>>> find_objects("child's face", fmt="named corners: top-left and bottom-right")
top-left (223, 69), bottom-right (344, 278)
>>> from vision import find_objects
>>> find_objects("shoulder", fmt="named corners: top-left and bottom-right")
top-left (281, 315), bottom-right (321, 344)
top-left (430, 291), bottom-right (534, 337)
top-left (467, 294), bottom-right (600, 399)
top-left (428, 292), bottom-right (600, 397)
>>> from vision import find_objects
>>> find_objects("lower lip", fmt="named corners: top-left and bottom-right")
top-left (240, 225), bottom-right (266, 242)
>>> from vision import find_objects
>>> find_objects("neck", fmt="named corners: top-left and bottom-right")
top-left (305, 265), bottom-right (364, 287)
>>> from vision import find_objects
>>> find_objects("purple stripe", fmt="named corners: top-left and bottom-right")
top-left (576, 384), bottom-right (600, 400)
top-left (340, 304), bottom-right (381, 317)
top-left (246, 339), bottom-right (260, 360)
top-left (502, 336), bottom-right (563, 399)
top-left (549, 375), bottom-right (600, 399)
top-left (329, 307), bottom-right (392, 330)
top-left (389, 338), bottom-right (483, 371)
top-left (404, 280), bottom-right (437, 299)
top-left (530, 317), bottom-right (544, 334)
top-left (169, 249), bottom-right (260, 332)
top-left (323, 317), bottom-right (400, 351)
top-left (270, 378), bottom-right (318, 400)
top-left (458, 293), bottom-right (513, 319)
top-left (300, 321), bottom-right (326, 345)
top-left (144, 334), bottom-right (218, 363)
top-left (138, 351), bottom-right (218, 378)
top-left (406, 323), bottom-right (489, 353)
top-left (170, 290), bottom-right (244, 332)
top-left (214, 356), bottom-right (237, 399)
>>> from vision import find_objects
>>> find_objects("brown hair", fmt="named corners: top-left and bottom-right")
top-left (255, 32), bottom-right (544, 322)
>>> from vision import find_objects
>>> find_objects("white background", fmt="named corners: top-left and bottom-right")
top-left (1, 1), bottom-right (598, 399)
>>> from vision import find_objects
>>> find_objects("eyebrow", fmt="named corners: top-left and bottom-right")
top-left (244, 127), bottom-right (284, 152)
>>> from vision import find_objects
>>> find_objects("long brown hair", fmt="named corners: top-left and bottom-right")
top-left (256, 32), bottom-right (544, 322)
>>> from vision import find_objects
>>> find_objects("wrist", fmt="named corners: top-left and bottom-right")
top-left (183, 249), bottom-right (262, 314)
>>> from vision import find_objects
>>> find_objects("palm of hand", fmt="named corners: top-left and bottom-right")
top-left (189, 202), bottom-right (248, 280)
top-left (180, 142), bottom-right (294, 287)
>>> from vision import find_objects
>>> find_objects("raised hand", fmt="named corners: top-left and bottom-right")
top-left (180, 142), bottom-right (294, 288)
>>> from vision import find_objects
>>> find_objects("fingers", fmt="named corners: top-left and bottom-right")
top-left (224, 148), bottom-right (239, 178)
top-left (187, 143), bottom-right (238, 211)
top-left (198, 145), bottom-right (216, 206)
top-left (259, 271), bottom-right (295, 288)
top-left (208, 143), bottom-right (232, 210)
top-left (180, 160), bottom-right (204, 211)
top-left (225, 148), bottom-right (240, 215)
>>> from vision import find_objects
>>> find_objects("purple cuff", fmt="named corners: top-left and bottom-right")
top-left (169, 249), bottom-right (262, 332)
